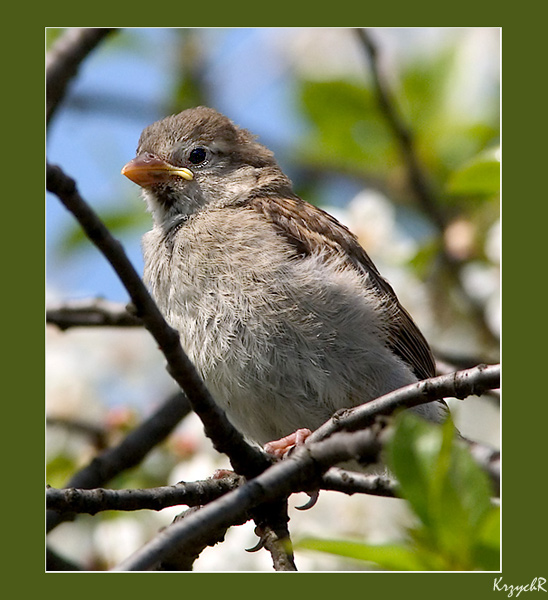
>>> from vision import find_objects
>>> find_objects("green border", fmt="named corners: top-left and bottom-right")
top-left (8, 11), bottom-right (541, 600)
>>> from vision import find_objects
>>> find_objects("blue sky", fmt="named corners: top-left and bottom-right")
top-left (46, 27), bottom-right (499, 304)
top-left (46, 28), bottom-right (307, 302)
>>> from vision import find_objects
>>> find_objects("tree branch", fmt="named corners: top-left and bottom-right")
top-left (112, 425), bottom-right (386, 571)
top-left (47, 298), bottom-right (141, 330)
top-left (321, 468), bottom-right (399, 498)
top-left (46, 468), bottom-right (400, 517)
top-left (46, 363), bottom-right (499, 570)
top-left (47, 28), bottom-right (117, 126)
top-left (156, 506), bottom-right (237, 571)
top-left (45, 469), bottom-right (401, 517)
top-left (46, 163), bottom-right (271, 479)
top-left (46, 390), bottom-right (191, 532)
top-left (308, 363), bottom-right (500, 443)
top-left (253, 520), bottom-right (297, 571)
top-left (47, 476), bottom-right (243, 515)
top-left (113, 360), bottom-right (500, 573)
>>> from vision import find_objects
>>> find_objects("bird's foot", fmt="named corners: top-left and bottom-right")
top-left (264, 428), bottom-right (319, 509)
top-left (211, 468), bottom-right (235, 479)
top-left (263, 428), bottom-right (312, 459)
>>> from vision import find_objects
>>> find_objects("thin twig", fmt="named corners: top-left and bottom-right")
top-left (354, 28), bottom-right (446, 231)
top-left (46, 416), bottom-right (108, 449)
top-left (354, 28), bottom-right (499, 347)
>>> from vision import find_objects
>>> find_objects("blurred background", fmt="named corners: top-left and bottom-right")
top-left (46, 27), bottom-right (500, 571)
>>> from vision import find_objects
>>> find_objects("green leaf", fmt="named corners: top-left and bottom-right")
top-left (299, 414), bottom-right (499, 571)
top-left (398, 47), bottom-right (457, 130)
top-left (472, 505), bottom-right (501, 571)
top-left (387, 413), bottom-right (499, 569)
top-left (387, 413), bottom-right (444, 528)
top-left (299, 79), bottom-right (397, 173)
top-left (296, 538), bottom-right (425, 571)
top-left (399, 48), bottom-right (499, 181)
top-left (446, 147), bottom-right (500, 196)
top-left (408, 239), bottom-right (440, 278)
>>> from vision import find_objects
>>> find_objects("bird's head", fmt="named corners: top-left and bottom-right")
top-left (122, 106), bottom-right (280, 226)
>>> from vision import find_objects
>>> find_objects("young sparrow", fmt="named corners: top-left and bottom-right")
top-left (122, 106), bottom-right (447, 454)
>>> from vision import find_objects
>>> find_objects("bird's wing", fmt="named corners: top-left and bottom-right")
top-left (245, 195), bottom-right (436, 380)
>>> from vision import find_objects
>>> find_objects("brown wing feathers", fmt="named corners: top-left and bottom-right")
top-left (246, 196), bottom-right (436, 380)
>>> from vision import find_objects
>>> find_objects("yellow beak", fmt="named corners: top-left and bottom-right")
top-left (121, 153), bottom-right (193, 187)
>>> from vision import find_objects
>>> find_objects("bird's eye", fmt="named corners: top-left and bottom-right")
top-left (188, 147), bottom-right (208, 165)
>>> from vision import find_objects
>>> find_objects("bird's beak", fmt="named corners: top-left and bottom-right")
top-left (121, 153), bottom-right (194, 187)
